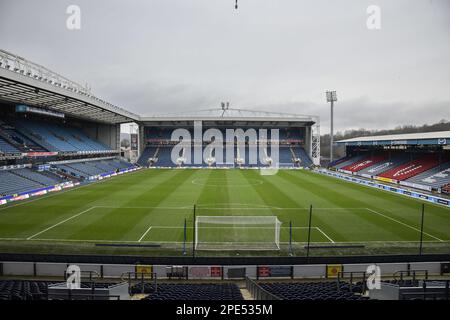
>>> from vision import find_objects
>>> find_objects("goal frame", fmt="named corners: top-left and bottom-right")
top-left (194, 215), bottom-right (282, 251)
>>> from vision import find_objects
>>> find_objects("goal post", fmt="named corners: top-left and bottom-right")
top-left (195, 216), bottom-right (282, 250)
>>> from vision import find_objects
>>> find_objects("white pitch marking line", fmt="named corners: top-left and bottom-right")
top-left (3, 238), bottom-right (449, 244)
top-left (138, 226), bottom-right (153, 242)
top-left (366, 208), bottom-right (443, 242)
top-left (26, 206), bottom-right (97, 240)
top-left (315, 227), bottom-right (335, 243)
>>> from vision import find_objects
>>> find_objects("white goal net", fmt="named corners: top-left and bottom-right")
top-left (195, 216), bottom-right (282, 250)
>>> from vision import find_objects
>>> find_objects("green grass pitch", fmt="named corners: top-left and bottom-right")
top-left (0, 168), bottom-right (448, 256)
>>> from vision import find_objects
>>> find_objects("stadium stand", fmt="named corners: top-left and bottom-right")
top-left (132, 283), bottom-right (243, 300)
top-left (379, 154), bottom-right (440, 181)
top-left (0, 280), bottom-right (116, 300)
top-left (279, 147), bottom-right (293, 166)
top-left (291, 146), bottom-right (313, 167)
top-left (0, 167), bottom-right (70, 197)
top-left (13, 168), bottom-right (63, 186)
top-left (356, 153), bottom-right (410, 176)
top-left (0, 121), bottom-right (47, 152)
top-left (341, 154), bottom-right (387, 172)
top-left (328, 155), bottom-right (352, 168)
top-left (13, 119), bottom-right (111, 153)
top-left (0, 170), bottom-right (44, 196)
top-left (54, 159), bottom-right (136, 179)
top-left (156, 147), bottom-right (175, 167)
top-left (0, 136), bottom-right (21, 154)
top-left (137, 146), bottom-right (158, 166)
top-left (405, 161), bottom-right (450, 189)
top-left (334, 154), bottom-right (366, 170)
top-left (258, 281), bottom-right (369, 300)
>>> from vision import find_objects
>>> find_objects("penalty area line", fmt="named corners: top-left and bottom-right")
top-left (315, 227), bottom-right (335, 243)
top-left (366, 208), bottom-right (443, 242)
top-left (138, 226), bottom-right (153, 242)
top-left (26, 206), bottom-right (97, 240)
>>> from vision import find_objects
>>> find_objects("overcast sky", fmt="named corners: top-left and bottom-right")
top-left (0, 0), bottom-right (449, 134)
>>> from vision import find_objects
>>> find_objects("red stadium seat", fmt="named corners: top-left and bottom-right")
top-left (341, 155), bottom-right (387, 172)
top-left (378, 155), bottom-right (440, 181)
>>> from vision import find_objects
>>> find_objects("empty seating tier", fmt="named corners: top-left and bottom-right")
top-left (132, 283), bottom-right (243, 300)
top-left (14, 119), bottom-right (112, 153)
top-left (259, 281), bottom-right (369, 300)
top-left (379, 155), bottom-right (440, 181)
top-left (341, 155), bottom-right (387, 172)
top-left (54, 159), bottom-right (136, 179)
top-left (405, 161), bottom-right (450, 189)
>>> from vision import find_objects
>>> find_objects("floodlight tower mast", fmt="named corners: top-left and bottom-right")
top-left (326, 91), bottom-right (337, 163)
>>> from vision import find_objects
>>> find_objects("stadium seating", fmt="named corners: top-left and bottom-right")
top-left (143, 126), bottom-right (312, 168)
top-left (334, 155), bottom-right (367, 170)
top-left (379, 154), bottom-right (440, 181)
top-left (14, 119), bottom-right (111, 153)
top-left (341, 154), bottom-right (387, 172)
top-left (0, 280), bottom-right (115, 300)
top-left (13, 168), bottom-right (63, 186)
top-left (258, 281), bottom-right (369, 300)
top-left (156, 147), bottom-right (175, 166)
top-left (278, 147), bottom-right (293, 166)
top-left (137, 147), bottom-right (158, 166)
top-left (0, 170), bottom-right (44, 196)
top-left (291, 146), bottom-right (313, 167)
top-left (0, 168), bottom-right (68, 197)
top-left (54, 159), bottom-right (135, 179)
top-left (405, 161), bottom-right (450, 189)
top-left (132, 283), bottom-right (243, 300)
top-left (356, 153), bottom-right (410, 176)
top-left (0, 122), bottom-right (47, 152)
top-left (0, 136), bottom-right (20, 154)
top-left (328, 156), bottom-right (352, 168)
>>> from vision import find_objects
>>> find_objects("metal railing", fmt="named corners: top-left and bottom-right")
top-left (245, 277), bottom-right (281, 300)
top-left (393, 269), bottom-right (429, 282)
top-left (121, 271), bottom-right (158, 294)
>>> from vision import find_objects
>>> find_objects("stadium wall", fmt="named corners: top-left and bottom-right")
top-left (0, 260), bottom-right (448, 279)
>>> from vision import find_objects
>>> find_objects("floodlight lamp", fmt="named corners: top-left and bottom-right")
top-left (326, 90), bottom-right (337, 102)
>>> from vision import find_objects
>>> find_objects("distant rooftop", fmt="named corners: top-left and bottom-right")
top-left (337, 131), bottom-right (450, 146)
top-left (140, 107), bottom-right (318, 123)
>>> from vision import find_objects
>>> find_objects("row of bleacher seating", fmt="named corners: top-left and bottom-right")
top-left (13, 118), bottom-right (111, 153)
top-left (0, 158), bottom-right (134, 197)
top-left (0, 280), bottom-right (115, 300)
top-left (0, 122), bottom-right (47, 153)
top-left (379, 154), bottom-right (440, 181)
top-left (132, 283), bottom-right (243, 300)
top-left (138, 145), bottom-right (313, 167)
top-left (333, 152), bottom-right (450, 189)
top-left (341, 155), bottom-right (387, 172)
top-left (0, 168), bottom-right (67, 197)
top-left (0, 136), bottom-right (21, 154)
top-left (54, 159), bottom-right (136, 179)
top-left (258, 281), bottom-right (369, 300)
top-left (145, 128), bottom-right (305, 141)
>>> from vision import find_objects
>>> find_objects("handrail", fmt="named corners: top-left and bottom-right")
top-left (245, 277), bottom-right (281, 300)
top-left (393, 269), bottom-right (428, 281)
top-left (121, 271), bottom-right (158, 295)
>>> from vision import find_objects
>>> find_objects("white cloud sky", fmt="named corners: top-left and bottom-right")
top-left (0, 0), bottom-right (449, 134)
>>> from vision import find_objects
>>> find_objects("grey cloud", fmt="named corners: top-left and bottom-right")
top-left (0, 0), bottom-right (449, 132)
